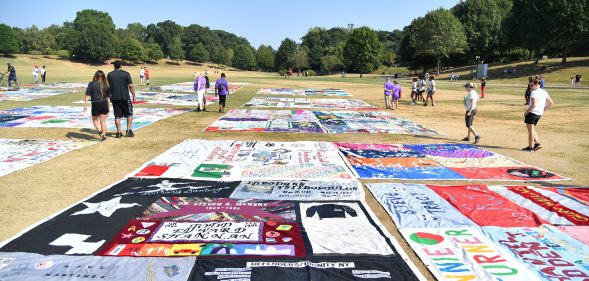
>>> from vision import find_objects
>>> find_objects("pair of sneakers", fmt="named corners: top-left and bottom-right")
top-left (522, 143), bottom-right (541, 152)
top-left (115, 130), bottom-right (134, 138)
top-left (461, 135), bottom-right (481, 144)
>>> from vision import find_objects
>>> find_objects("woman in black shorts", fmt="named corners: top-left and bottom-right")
top-left (84, 70), bottom-right (110, 141)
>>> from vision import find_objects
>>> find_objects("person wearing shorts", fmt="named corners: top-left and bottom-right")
top-left (523, 78), bottom-right (554, 152)
top-left (83, 70), bottom-right (110, 141)
top-left (410, 78), bottom-right (417, 105)
top-left (392, 80), bottom-right (401, 110)
top-left (462, 82), bottom-right (480, 144)
top-left (107, 60), bottom-right (136, 138)
top-left (424, 76), bottom-right (435, 106)
top-left (215, 73), bottom-right (229, 113)
top-left (417, 76), bottom-right (425, 102)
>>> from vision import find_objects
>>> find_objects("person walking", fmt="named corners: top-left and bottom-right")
top-left (107, 60), bottom-right (136, 138)
top-left (423, 76), bottom-right (436, 106)
top-left (193, 72), bottom-right (206, 112)
top-left (215, 73), bottom-right (229, 113)
top-left (203, 72), bottom-right (211, 111)
top-left (139, 67), bottom-right (145, 86)
top-left (383, 78), bottom-right (393, 109)
top-left (522, 78), bottom-right (554, 152)
top-left (416, 75), bottom-right (426, 103)
top-left (461, 82), bottom-right (480, 144)
top-left (83, 70), bottom-right (110, 141)
top-left (392, 80), bottom-right (402, 110)
top-left (144, 67), bottom-right (150, 85)
top-left (41, 66), bottom-right (47, 83)
top-left (410, 78), bottom-right (418, 105)
top-left (32, 65), bottom-right (39, 84)
top-left (480, 76), bottom-right (487, 98)
top-left (4, 63), bottom-right (17, 87)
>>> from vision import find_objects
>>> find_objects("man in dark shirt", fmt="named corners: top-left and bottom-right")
top-left (107, 61), bottom-right (136, 138)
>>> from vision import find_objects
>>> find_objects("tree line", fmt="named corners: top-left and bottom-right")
top-left (0, 0), bottom-right (587, 74)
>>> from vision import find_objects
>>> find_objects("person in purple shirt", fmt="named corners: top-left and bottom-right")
top-left (383, 78), bottom-right (393, 109)
top-left (193, 72), bottom-right (206, 112)
top-left (215, 73), bottom-right (230, 113)
top-left (392, 80), bottom-right (402, 110)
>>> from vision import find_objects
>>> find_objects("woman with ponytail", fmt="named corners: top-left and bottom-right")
top-left (84, 70), bottom-right (111, 141)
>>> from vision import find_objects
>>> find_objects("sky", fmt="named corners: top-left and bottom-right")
top-left (2, 0), bottom-right (460, 48)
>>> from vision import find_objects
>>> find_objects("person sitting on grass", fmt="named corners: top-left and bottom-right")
top-left (83, 70), bottom-right (110, 141)
top-left (461, 82), bottom-right (480, 144)
top-left (215, 73), bottom-right (229, 113)
top-left (522, 78), bottom-right (554, 152)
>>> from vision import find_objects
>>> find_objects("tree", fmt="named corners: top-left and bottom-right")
top-left (72, 10), bottom-right (116, 62)
top-left (301, 27), bottom-right (329, 70)
top-left (168, 37), bottom-right (185, 63)
top-left (126, 23), bottom-right (147, 42)
top-left (256, 45), bottom-right (275, 72)
top-left (211, 46), bottom-right (227, 65)
top-left (54, 23), bottom-right (80, 53)
top-left (453, 0), bottom-right (512, 62)
top-left (383, 51), bottom-right (397, 67)
top-left (147, 20), bottom-right (182, 57)
top-left (188, 43), bottom-right (209, 62)
top-left (232, 44), bottom-right (256, 70)
top-left (344, 27), bottom-right (383, 77)
top-left (119, 37), bottom-right (146, 63)
top-left (146, 42), bottom-right (164, 62)
top-left (275, 38), bottom-right (297, 70)
top-left (0, 24), bottom-right (19, 54)
top-left (320, 55), bottom-right (342, 74)
top-left (225, 48), bottom-right (234, 66)
top-left (289, 47), bottom-right (309, 74)
top-left (410, 8), bottom-right (467, 75)
top-left (506, 0), bottom-right (588, 64)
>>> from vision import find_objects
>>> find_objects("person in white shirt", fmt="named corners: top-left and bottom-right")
top-left (461, 83), bottom-right (480, 144)
top-left (410, 78), bottom-right (417, 105)
top-left (416, 76), bottom-right (425, 102)
top-left (139, 67), bottom-right (145, 86)
top-left (522, 78), bottom-right (554, 152)
top-left (424, 76), bottom-right (436, 106)
top-left (32, 65), bottom-right (39, 84)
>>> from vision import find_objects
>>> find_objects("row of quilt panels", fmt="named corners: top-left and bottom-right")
top-left (367, 183), bottom-right (589, 281)
top-left (256, 88), bottom-right (352, 97)
top-left (0, 178), bottom-right (428, 280)
top-left (203, 109), bottom-right (441, 135)
top-left (148, 82), bottom-right (249, 94)
top-left (131, 139), bottom-right (567, 182)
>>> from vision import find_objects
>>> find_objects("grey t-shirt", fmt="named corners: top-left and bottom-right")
top-left (85, 80), bottom-right (110, 102)
top-left (107, 70), bottom-right (133, 101)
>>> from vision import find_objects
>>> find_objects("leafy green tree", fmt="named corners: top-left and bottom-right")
top-left (256, 45), bottom-right (275, 72)
top-left (188, 43), bottom-right (210, 62)
top-left (119, 37), bottom-right (146, 62)
top-left (289, 47), bottom-right (309, 74)
top-left (225, 48), bottom-right (234, 66)
top-left (54, 23), bottom-right (80, 53)
top-left (20, 25), bottom-right (56, 53)
top-left (168, 37), bottom-right (185, 63)
top-left (210, 46), bottom-right (227, 65)
top-left (232, 45), bottom-right (256, 70)
top-left (0, 24), bottom-right (19, 54)
top-left (320, 55), bottom-right (342, 74)
top-left (72, 10), bottom-right (116, 62)
top-left (506, 0), bottom-right (588, 64)
top-left (301, 27), bottom-right (328, 70)
top-left (344, 27), bottom-right (383, 77)
top-left (453, 0), bottom-right (512, 62)
top-left (275, 38), bottom-right (297, 70)
top-left (383, 51), bottom-right (397, 67)
top-left (126, 23), bottom-right (147, 42)
top-left (410, 8), bottom-right (467, 75)
top-left (147, 20), bottom-right (182, 57)
top-left (146, 42), bottom-right (164, 62)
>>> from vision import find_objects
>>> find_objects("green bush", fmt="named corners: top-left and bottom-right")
top-left (306, 70), bottom-right (316, 76)
top-left (278, 69), bottom-right (288, 76)
top-left (29, 50), bottom-right (43, 55)
top-left (56, 49), bottom-right (70, 58)
top-left (43, 48), bottom-right (55, 55)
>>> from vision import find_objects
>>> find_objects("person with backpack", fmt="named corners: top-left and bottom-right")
top-left (83, 70), bottom-right (110, 141)
top-left (215, 73), bottom-right (229, 113)
top-left (203, 72), bottom-right (211, 111)
top-left (194, 72), bottom-right (206, 112)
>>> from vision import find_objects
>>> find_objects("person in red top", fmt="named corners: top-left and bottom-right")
top-left (144, 67), bottom-right (150, 85)
top-left (288, 67), bottom-right (293, 78)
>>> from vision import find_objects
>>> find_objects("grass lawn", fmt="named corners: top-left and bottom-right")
top-left (1, 55), bottom-right (588, 281)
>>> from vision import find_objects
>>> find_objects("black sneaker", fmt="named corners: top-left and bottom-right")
top-left (126, 129), bottom-right (134, 137)
top-left (101, 134), bottom-right (107, 142)
top-left (522, 146), bottom-right (534, 152)
top-left (533, 143), bottom-right (542, 151)
top-left (115, 132), bottom-right (122, 138)
top-left (474, 135), bottom-right (480, 144)
top-left (461, 137), bottom-right (470, 141)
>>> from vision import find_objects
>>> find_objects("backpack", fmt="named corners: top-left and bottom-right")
top-left (205, 76), bottom-right (210, 88)
top-left (216, 80), bottom-right (225, 94)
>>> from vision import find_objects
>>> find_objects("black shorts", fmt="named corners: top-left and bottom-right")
top-left (91, 101), bottom-right (109, 116)
top-left (427, 90), bottom-right (434, 95)
top-left (112, 100), bottom-right (133, 118)
top-left (524, 112), bottom-right (541, 125)
top-left (465, 108), bottom-right (477, 127)
top-left (218, 95), bottom-right (227, 107)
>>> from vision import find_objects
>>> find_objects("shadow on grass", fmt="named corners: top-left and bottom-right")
top-left (413, 134), bottom-right (449, 141)
top-left (67, 130), bottom-right (99, 141)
